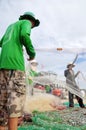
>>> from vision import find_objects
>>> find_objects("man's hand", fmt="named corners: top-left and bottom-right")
top-left (77, 71), bottom-right (80, 74)
top-left (28, 76), bottom-right (33, 80)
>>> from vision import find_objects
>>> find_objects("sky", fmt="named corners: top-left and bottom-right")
top-left (0, 0), bottom-right (86, 88)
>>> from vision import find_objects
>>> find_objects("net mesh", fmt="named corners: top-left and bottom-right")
top-left (18, 111), bottom-right (86, 130)
top-left (26, 71), bottom-right (83, 99)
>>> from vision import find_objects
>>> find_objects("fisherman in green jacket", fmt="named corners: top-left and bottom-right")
top-left (0, 12), bottom-right (40, 130)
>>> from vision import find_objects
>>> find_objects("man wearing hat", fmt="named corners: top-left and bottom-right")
top-left (64, 63), bottom-right (85, 108)
top-left (0, 12), bottom-right (40, 130)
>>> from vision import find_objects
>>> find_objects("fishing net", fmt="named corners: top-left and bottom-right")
top-left (18, 111), bottom-right (86, 130)
top-left (19, 71), bottom-right (85, 130)
top-left (23, 93), bottom-right (62, 112)
top-left (26, 71), bottom-right (83, 99)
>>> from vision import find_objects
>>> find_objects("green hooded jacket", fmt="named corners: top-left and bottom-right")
top-left (0, 20), bottom-right (36, 71)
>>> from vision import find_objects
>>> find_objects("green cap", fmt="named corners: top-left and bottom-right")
top-left (19, 11), bottom-right (40, 27)
top-left (24, 12), bottom-right (35, 17)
